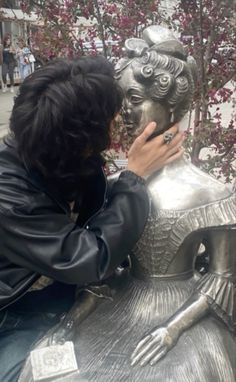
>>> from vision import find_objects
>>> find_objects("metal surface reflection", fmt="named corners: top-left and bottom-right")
top-left (19, 25), bottom-right (236, 382)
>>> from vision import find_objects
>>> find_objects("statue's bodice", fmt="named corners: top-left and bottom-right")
top-left (131, 156), bottom-right (236, 279)
top-left (19, 159), bottom-right (236, 382)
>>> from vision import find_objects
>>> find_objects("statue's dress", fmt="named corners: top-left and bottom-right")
top-left (20, 157), bottom-right (236, 382)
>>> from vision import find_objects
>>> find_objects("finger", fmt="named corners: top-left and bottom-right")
top-left (167, 132), bottom-right (185, 150)
top-left (140, 344), bottom-right (165, 367)
top-left (164, 147), bottom-right (184, 164)
top-left (131, 337), bottom-right (154, 366)
top-left (131, 122), bottom-right (157, 150)
top-left (150, 130), bottom-right (183, 151)
top-left (165, 137), bottom-right (185, 157)
top-left (131, 335), bottom-right (151, 360)
top-left (165, 123), bottom-right (179, 135)
top-left (150, 134), bottom-right (183, 163)
top-left (150, 348), bottom-right (167, 366)
top-left (131, 337), bottom-right (161, 366)
top-left (131, 340), bottom-right (154, 366)
top-left (131, 337), bottom-right (153, 366)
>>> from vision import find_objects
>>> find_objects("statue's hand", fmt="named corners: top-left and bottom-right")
top-left (49, 315), bottom-right (74, 345)
top-left (131, 326), bottom-right (179, 366)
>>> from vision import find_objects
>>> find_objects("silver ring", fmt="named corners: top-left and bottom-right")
top-left (163, 131), bottom-right (174, 144)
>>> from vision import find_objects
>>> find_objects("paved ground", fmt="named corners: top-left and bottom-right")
top-left (0, 86), bottom-right (18, 139)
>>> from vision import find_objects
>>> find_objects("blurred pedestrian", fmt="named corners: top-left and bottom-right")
top-left (0, 38), bottom-right (3, 90)
top-left (2, 34), bottom-right (16, 93)
top-left (16, 39), bottom-right (31, 81)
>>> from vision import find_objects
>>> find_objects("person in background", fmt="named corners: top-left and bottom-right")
top-left (0, 38), bottom-right (3, 90)
top-left (28, 50), bottom-right (36, 73)
top-left (2, 34), bottom-right (16, 93)
top-left (16, 39), bottom-right (32, 81)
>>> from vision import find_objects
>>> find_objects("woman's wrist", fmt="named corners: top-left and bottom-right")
top-left (122, 169), bottom-right (146, 185)
top-left (126, 163), bottom-right (145, 178)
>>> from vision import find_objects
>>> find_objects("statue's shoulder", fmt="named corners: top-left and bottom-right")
top-left (147, 156), bottom-right (233, 211)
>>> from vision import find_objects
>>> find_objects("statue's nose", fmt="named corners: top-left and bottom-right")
top-left (122, 100), bottom-right (132, 116)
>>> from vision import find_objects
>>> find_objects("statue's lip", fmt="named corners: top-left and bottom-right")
top-left (126, 128), bottom-right (136, 138)
top-left (124, 123), bottom-right (134, 129)
top-left (125, 124), bottom-right (135, 135)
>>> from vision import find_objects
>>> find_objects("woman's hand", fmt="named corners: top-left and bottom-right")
top-left (127, 122), bottom-right (185, 178)
top-left (131, 325), bottom-right (179, 366)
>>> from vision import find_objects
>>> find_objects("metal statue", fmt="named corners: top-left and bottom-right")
top-left (19, 26), bottom-right (236, 382)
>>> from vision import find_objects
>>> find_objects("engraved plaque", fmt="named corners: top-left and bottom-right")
top-left (30, 341), bottom-right (78, 381)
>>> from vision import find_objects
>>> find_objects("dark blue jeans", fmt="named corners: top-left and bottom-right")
top-left (0, 282), bottom-right (75, 382)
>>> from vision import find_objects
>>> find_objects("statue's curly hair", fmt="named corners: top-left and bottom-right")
top-left (10, 56), bottom-right (123, 200)
top-left (115, 32), bottom-right (197, 126)
top-left (131, 50), bottom-right (196, 123)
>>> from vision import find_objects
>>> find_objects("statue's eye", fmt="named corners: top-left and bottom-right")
top-left (130, 95), bottom-right (143, 104)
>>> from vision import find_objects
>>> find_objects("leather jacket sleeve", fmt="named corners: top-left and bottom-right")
top-left (0, 170), bottom-right (149, 286)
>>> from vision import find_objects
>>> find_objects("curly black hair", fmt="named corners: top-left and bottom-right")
top-left (10, 56), bottom-right (123, 200)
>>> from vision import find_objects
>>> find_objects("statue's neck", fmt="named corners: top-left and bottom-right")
top-left (146, 154), bottom-right (232, 210)
top-left (146, 155), bottom-right (189, 181)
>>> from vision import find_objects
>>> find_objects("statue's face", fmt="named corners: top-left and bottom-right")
top-left (118, 65), bottom-right (169, 139)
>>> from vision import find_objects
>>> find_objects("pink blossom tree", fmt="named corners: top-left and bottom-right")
top-left (171, 0), bottom-right (236, 182)
top-left (20, 0), bottom-right (161, 61)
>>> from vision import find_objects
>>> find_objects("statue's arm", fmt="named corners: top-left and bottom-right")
top-left (165, 226), bottom-right (236, 337)
top-left (131, 292), bottom-right (209, 366)
top-left (49, 283), bottom-right (115, 345)
top-left (131, 226), bottom-right (236, 366)
top-left (49, 266), bottom-right (129, 344)
top-left (194, 226), bottom-right (236, 329)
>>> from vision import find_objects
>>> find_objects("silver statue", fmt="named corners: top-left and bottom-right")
top-left (19, 26), bottom-right (236, 382)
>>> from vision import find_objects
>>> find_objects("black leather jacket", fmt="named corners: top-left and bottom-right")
top-left (0, 141), bottom-right (150, 310)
